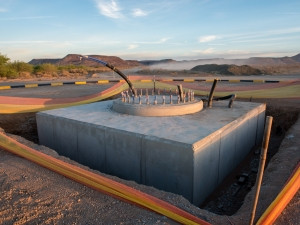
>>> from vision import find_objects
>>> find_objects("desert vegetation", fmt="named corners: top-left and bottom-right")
top-left (0, 54), bottom-right (33, 79)
top-left (0, 53), bottom-right (111, 79)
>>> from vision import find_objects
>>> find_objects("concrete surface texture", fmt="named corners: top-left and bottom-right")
top-left (36, 100), bottom-right (265, 205)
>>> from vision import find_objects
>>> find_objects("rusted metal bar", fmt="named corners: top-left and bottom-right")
top-left (177, 84), bottom-right (184, 102)
top-left (228, 94), bottom-right (237, 108)
top-left (208, 79), bottom-right (218, 108)
top-left (80, 55), bottom-right (137, 96)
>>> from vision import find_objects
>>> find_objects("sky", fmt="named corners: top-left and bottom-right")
top-left (0, 0), bottom-right (300, 62)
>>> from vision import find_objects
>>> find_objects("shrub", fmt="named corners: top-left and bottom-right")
top-left (10, 61), bottom-right (33, 73)
top-left (0, 53), bottom-right (33, 79)
top-left (34, 63), bottom-right (57, 74)
top-left (6, 67), bottom-right (18, 78)
top-left (0, 65), bottom-right (8, 77)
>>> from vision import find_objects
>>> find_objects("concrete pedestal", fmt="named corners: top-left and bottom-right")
top-left (37, 100), bottom-right (265, 205)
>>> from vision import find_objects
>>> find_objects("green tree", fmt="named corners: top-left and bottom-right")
top-left (0, 53), bottom-right (9, 65)
top-left (0, 53), bottom-right (11, 77)
top-left (0, 53), bottom-right (34, 78)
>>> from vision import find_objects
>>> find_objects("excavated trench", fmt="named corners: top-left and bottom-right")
top-left (0, 98), bottom-right (298, 215)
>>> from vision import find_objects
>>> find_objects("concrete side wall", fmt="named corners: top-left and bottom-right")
top-left (77, 123), bottom-right (106, 172)
top-left (37, 115), bottom-right (107, 172)
top-left (142, 137), bottom-right (193, 200)
top-left (37, 113), bottom-right (193, 201)
top-left (256, 110), bottom-right (266, 145)
top-left (193, 138), bottom-right (221, 205)
top-left (104, 127), bottom-right (142, 182)
top-left (192, 108), bottom-right (265, 205)
top-left (36, 114), bottom-right (55, 150)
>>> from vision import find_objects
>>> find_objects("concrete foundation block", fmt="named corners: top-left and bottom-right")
top-left (37, 100), bottom-right (265, 205)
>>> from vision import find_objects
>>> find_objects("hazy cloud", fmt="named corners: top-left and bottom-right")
top-left (193, 48), bottom-right (215, 54)
top-left (198, 35), bottom-right (217, 43)
top-left (158, 37), bottom-right (169, 43)
top-left (94, 0), bottom-right (123, 19)
top-left (128, 44), bottom-right (139, 50)
top-left (227, 49), bottom-right (250, 54)
top-left (135, 37), bottom-right (170, 44)
top-left (0, 40), bottom-right (54, 44)
top-left (132, 8), bottom-right (148, 17)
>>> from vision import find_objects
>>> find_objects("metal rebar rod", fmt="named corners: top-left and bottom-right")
top-left (208, 79), bottom-right (218, 108)
top-left (177, 84), bottom-right (184, 102)
top-left (80, 55), bottom-right (137, 96)
top-left (249, 116), bottom-right (273, 225)
top-left (228, 94), bottom-right (237, 108)
top-left (153, 75), bottom-right (156, 93)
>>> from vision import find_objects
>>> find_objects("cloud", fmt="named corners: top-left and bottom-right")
top-left (226, 49), bottom-right (250, 55)
top-left (158, 37), bottom-right (170, 43)
top-left (94, 0), bottom-right (122, 19)
top-left (222, 27), bottom-right (300, 43)
top-left (198, 35), bottom-right (217, 43)
top-left (193, 48), bottom-right (215, 54)
top-left (134, 37), bottom-right (170, 44)
top-left (131, 8), bottom-right (148, 17)
top-left (128, 44), bottom-right (138, 50)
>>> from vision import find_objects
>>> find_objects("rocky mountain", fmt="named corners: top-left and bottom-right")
top-left (29, 54), bottom-right (141, 67)
top-left (191, 64), bottom-right (263, 75)
top-left (291, 53), bottom-right (300, 62)
top-left (28, 58), bottom-right (61, 65)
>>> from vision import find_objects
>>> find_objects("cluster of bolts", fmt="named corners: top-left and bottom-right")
top-left (121, 88), bottom-right (195, 105)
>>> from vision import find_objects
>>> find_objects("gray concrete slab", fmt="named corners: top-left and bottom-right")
top-left (37, 100), bottom-right (265, 205)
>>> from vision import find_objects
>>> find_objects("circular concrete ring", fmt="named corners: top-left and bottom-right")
top-left (112, 98), bottom-right (203, 117)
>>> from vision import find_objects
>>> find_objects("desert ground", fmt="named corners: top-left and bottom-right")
top-left (0, 75), bottom-right (299, 224)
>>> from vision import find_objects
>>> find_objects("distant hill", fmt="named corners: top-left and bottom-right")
top-left (28, 53), bottom-right (300, 74)
top-left (29, 58), bottom-right (61, 65)
top-left (139, 59), bottom-right (176, 66)
top-left (191, 64), bottom-right (263, 75)
top-left (146, 53), bottom-right (300, 72)
top-left (29, 54), bottom-right (141, 67)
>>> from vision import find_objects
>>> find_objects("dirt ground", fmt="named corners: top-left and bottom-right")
top-left (0, 96), bottom-right (299, 224)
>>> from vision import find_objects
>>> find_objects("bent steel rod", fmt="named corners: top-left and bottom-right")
top-left (80, 55), bottom-right (136, 95)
